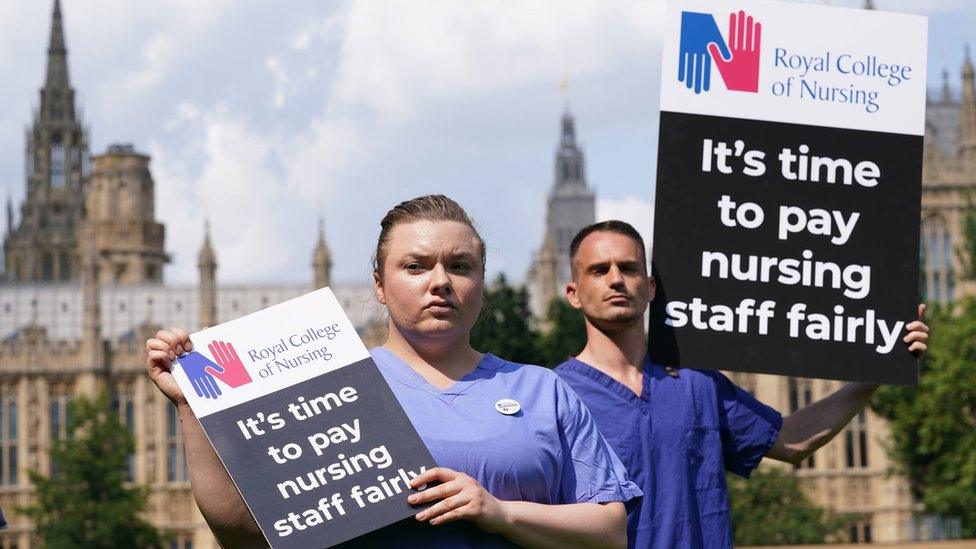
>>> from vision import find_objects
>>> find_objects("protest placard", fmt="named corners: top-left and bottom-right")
top-left (649, 0), bottom-right (927, 384)
top-left (173, 288), bottom-right (435, 547)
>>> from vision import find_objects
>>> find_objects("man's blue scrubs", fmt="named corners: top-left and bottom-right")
top-left (345, 348), bottom-right (641, 548)
top-left (555, 357), bottom-right (782, 549)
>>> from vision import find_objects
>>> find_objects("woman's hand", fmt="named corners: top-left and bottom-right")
top-left (407, 467), bottom-right (510, 532)
top-left (145, 327), bottom-right (193, 406)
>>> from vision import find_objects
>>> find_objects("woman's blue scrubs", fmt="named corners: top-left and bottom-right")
top-left (340, 348), bottom-right (641, 547)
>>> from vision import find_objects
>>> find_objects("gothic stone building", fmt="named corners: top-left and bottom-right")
top-left (0, 3), bottom-right (381, 547)
top-left (727, 50), bottom-right (976, 544)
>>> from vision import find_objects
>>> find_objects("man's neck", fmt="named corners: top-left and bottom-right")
top-left (575, 317), bottom-right (647, 377)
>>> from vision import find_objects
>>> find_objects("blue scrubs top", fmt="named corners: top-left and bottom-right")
top-left (343, 348), bottom-right (641, 548)
top-left (555, 357), bottom-right (783, 549)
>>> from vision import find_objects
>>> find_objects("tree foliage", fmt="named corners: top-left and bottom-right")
top-left (18, 393), bottom-right (165, 549)
top-left (873, 299), bottom-right (976, 537)
top-left (471, 274), bottom-right (543, 364)
top-left (728, 468), bottom-right (848, 545)
top-left (536, 297), bottom-right (588, 366)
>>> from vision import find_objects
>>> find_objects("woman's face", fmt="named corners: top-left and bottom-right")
top-left (374, 220), bottom-right (484, 343)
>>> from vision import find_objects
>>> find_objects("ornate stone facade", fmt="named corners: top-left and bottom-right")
top-left (732, 50), bottom-right (976, 544)
top-left (0, 3), bottom-right (382, 548)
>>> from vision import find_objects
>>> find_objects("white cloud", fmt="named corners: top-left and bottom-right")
top-left (597, 196), bottom-right (655, 243)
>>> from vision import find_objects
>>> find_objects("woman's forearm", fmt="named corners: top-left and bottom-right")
top-left (493, 501), bottom-right (626, 549)
top-left (178, 403), bottom-right (266, 548)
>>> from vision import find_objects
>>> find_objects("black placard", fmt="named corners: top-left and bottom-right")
top-left (201, 358), bottom-right (436, 548)
top-left (649, 111), bottom-right (921, 385)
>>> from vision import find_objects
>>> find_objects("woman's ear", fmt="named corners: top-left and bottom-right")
top-left (373, 271), bottom-right (386, 305)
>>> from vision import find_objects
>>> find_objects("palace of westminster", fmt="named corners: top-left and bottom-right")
top-left (0, 2), bottom-right (973, 547)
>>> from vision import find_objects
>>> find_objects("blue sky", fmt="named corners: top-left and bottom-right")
top-left (0, 0), bottom-right (972, 285)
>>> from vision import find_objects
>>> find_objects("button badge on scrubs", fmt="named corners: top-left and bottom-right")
top-left (495, 398), bottom-right (521, 415)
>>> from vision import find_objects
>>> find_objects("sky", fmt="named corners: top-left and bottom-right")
top-left (0, 0), bottom-right (973, 285)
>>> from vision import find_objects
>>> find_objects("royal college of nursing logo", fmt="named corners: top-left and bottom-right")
top-left (678, 10), bottom-right (762, 94)
top-left (179, 341), bottom-right (254, 400)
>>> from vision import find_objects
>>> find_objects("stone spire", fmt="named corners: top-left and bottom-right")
top-left (5, 195), bottom-right (12, 235)
top-left (863, 0), bottom-right (875, 10)
top-left (941, 67), bottom-right (953, 103)
top-left (537, 228), bottom-right (560, 318)
top-left (45, 0), bottom-right (69, 91)
top-left (4, 0), bottom-right (88, 282)
top-left (961, 45), bottom-right (976, 158)
top-left (543, 106), bottom-right (595, 285)
top-left (554, 110), bottom-right (586, 189)
top-left (198, 220), bottom-right (217, 329)
top-left (313, 216), bottom-right (333, 289)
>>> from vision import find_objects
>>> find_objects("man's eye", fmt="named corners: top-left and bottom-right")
top-left (405, 263), bottom-right (424, 272)
top-left (452, 263), bottom-right (472, 272)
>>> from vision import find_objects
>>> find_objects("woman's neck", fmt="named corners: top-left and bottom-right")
top-left (383, 322), bottom-right (483, 383)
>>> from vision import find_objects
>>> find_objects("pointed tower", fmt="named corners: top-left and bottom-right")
top-left (313, 217), bottom-right (333, 289)
top-left (3, 0), bottom-right (90, 282)
top-left (535, 228), bottom-right (560, 318)
top-left (544, 108), bottom-right (596, 283)
top-left (198, 221), bottom-right (217, 329)
top-left (961, 45), bottom-right (976, 161)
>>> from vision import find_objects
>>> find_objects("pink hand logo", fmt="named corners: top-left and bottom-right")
top-left (707, 10), bottom-right (761, 93)
top-left (206, 341), bottom-right (253, 388)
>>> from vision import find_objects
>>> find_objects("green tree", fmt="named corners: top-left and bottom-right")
top-left (956, 192), bottom-right (976, 280)
top-left (536, 298), bottom-right (587, 367)
top-left (873, 299), bottom-right (976, 537)
top-left (471, 273), bottom-right (543, 364)
top-left (19, 392), bottom-right (165, 548)
top-left (728, 468), bottom-right (848, 545)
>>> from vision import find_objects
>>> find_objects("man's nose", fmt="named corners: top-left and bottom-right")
top-left (607, 265), bottom-right (625, 287)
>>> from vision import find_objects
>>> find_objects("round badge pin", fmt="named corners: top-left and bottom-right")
top-left (495, 398), bottom-right (521, 415)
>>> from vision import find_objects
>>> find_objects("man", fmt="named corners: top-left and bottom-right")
top-left (553, 220), bottom-right (929, 549)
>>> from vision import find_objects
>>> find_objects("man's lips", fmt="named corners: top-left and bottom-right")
top-left (604, 294), bottom-right (631, 303)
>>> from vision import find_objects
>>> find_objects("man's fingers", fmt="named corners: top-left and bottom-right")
top-left (909, 341), bottom-right (927, 354)
top-left (918, 303), bottom-right (926, 320)
top-left (905, 321), bottom-right (930, 333)
top-left (903, 331), bottom-right (928, 344)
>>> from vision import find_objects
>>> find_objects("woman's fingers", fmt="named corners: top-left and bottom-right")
top-left (409, 467), bottom-right (458, 489)
top-left (417, 492), bottom-right (468, 523)
top-left (407, 480), bottom-right (460, 506)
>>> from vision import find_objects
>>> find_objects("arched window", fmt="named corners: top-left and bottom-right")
top-left (50, 138), bottom-right (66, 188)
top-left (920, 216), bottom-right (954, 304)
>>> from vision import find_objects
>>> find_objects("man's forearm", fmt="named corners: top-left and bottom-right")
top-left (178, 403), bottom-right (266, 547)
top-left (766, 382), bottom-right (878, 465)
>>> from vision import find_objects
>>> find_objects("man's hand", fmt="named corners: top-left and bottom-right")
top-left (905, 303), bottom-right (929, 359)
top-left (407, 467), bottom-right (509, 532)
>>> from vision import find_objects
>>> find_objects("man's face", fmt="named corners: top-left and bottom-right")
top-left (567, 231), bottom-right (655, 327)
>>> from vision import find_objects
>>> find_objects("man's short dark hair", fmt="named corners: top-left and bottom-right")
top-left (569, 220), bottom-right (647, 266)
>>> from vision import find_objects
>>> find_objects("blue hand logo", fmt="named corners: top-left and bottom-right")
top-left (678, 12), bottom-right (731, 94)
top-left (179, 351), bottom-right (225, 400)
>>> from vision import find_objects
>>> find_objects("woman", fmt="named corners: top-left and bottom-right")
top-left (147, 195), bottom-right (639, 547)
